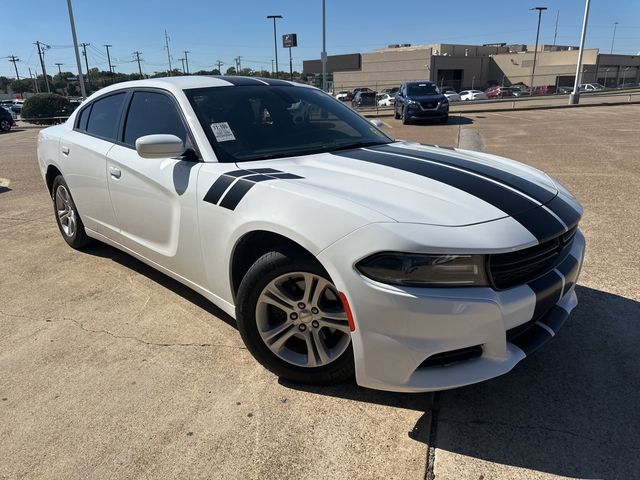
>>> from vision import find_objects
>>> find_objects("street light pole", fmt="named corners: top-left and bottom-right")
top-left (321, 0), bottom-right (327, 92)
top-left (267, 15), bottom-right (283, 79)
top-left (610, 22), bottom-right (618, 54)
top-left (529, 6), bottom-right (547, 91)
top-left (569, 0), bottom-right (591, 105)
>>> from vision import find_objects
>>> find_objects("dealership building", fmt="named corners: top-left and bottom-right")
top-left (303, 43), bottom-right (640, 92)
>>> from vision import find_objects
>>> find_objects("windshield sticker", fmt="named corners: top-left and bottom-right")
top-left (211, 122), bottom-right (236, 142)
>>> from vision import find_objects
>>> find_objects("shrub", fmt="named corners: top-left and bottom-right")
top-left (21, 94), bottom-right (74, 125)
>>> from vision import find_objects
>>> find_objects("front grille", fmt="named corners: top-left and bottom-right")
top-left (418, 345), bottom-right (483, 369)
top-left (420, 101), bottom-right (436, 109)
top-left (489, 226), bottom-right (577, 290)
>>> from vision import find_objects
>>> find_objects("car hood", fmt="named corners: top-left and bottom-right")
top-left (408, 94), bottom-right (445, 102)
top-left (236, 141), bottom-right (558, 226)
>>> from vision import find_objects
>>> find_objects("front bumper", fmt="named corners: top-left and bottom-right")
top-left (319, 222), bottom-right (585, 393)
top-left (406, 103), bottom-right (448, 118)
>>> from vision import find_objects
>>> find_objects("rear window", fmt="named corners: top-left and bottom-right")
top-left (86, 93), bottom-right (126, 140)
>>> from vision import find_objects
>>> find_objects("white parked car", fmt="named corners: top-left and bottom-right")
top-left (579, 83), bottom-right (605, 92)
top-left (441, 89), bottom-right (462, 102)
top-left (459, 90), bottom-right (488, 101)
top-left (37, 76), bottom-right (585, 392)
top-left (377, 93), bottom-right (396, 106)
top-left (334, 91), bottom-right (350, 101)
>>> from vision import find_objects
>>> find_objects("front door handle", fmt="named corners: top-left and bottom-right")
top-left (109, 166), bottom-right (121, 179)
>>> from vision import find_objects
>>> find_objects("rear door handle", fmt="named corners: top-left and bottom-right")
top-left (109, 166), bottom-right (121, 179)
top-left (61, 146), bottom-right (70, 155)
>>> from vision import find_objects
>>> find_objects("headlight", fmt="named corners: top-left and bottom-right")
top-left (407, 100), bottom-right (419, 106)
top-left (356, 252), bottom-right (489, 287)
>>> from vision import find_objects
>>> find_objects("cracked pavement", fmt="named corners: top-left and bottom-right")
top-left (1, 105), bottom-right (639, 479)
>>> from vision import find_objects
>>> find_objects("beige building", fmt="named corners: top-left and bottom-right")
top-left (304, 43), bottom-right (640, 92)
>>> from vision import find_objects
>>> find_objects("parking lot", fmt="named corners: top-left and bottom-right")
top-left (1, 104), bottom-right (639, 479)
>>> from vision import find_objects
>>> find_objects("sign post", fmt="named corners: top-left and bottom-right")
top-left (282, 33), bottom-right (298, 81)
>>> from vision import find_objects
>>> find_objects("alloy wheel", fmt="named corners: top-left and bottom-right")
top-left (55, 184), bottom-right (77, 237)
top-left (256, 272), bottom-right (351, 368)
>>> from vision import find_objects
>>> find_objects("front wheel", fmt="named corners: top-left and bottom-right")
top-left (51, 175), bottom-right (90, 249)
top-left (401, 107), bottom-right (410, 125)
top-left (394, 105), bottom-right (400, 119)
top-left (236, 249), bottom-right (354, 385)
top-left (0, 118), bottom-right (11, 132)
top-left (440, 114), bottom-right (449, 124)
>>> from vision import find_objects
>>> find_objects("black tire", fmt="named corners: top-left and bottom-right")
top-left (51, 175), bottom-right (91, 249)
top-left (401, 107), bottom-right (410, 125)
top-left (0, 118), bottom-right (11, 132)
top-left (236, 249), bottom-right (354, 385)
top-left (440, 114), bottom-right (449, 124)
top-left (394, 105), bottom-right (400, 119)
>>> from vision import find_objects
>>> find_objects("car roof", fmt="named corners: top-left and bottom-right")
top-left (81, 75), bottom-right (313, 102)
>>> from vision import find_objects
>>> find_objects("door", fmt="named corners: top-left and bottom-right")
top-left (59, 92), bottom-right (127, 236)
top-left (105, 89), bottom-right (206, 285)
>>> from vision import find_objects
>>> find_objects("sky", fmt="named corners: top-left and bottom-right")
top-left (2, 0), bottom-right (639, 79)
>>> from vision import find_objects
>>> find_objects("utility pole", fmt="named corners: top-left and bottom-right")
top-left (183, 50), bottom-right (190, 74)
top-left (553, 11), bottom-right (559, 46)
top-left (104, 44), bottom-right (114, 82)
top-left (133, 51), bottom-right (143, 77)
top-left (215, 60), bottom-right (223, 74)
top-left (271, 59), bottom-right (274, 76)
top-left (8, 55), bottom-right (20, 79)
top-left (164, 30), bottom-right (172, 75)
top-left (35, 41), bottom-right (51, 93)
top-left (80, 42), bottom-right (91, 88)
top-left (610, 22), bottom-right (619, 54)
top-left (179, 57), bottom-right (186, 74)
top-left (28, 67), bottom-right (39, 93)
top-left (55, 63), bottom-right (63, 75)
top-left (66, 0), bottom-right (87, 99)
top-left (267, 15), bottom-right (283, 78)
top-left (529, 7), bottom-right (547, 91)
top-left (236, 56), bottom-right (242, 72)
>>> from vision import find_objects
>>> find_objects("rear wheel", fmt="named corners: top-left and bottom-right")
top-left (51, 175), bottom-right (90, 249)
top-left (394, 105), bottom-right (400, 119)
top-left (440, 114), bottom-right (449, 124)
top-left (236, 249), bottom-right (354, 385)
top-left (0, 118), bottom-right (11, 132)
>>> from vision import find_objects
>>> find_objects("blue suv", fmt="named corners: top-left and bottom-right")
top-left (394, 81), bottom-right (449, 124)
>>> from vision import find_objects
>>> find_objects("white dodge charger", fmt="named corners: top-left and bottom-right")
top-left (37, 76), bottom-right (584, 392)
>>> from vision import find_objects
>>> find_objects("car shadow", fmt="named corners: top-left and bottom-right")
top-left (409, 115), bottom-right (474, 126)
top-left (281, 285), bottom-right (640, 478)
top-left (81, 241), bottom-right (238, 330)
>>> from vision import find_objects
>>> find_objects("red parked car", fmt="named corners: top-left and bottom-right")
top-left (531, 85), bottom-right (557, 96)
top-left (485, 86), bottom-right (516, 99)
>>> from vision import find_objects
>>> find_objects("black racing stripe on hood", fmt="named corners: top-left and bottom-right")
top-left (333, 148), bottom-right (566, 242)
top-left (216, 76), bottom-right (267, 86)
top-left (374, 144), bottom-right (556, 205)
top-left (544, 195), bottom-right (581, 230)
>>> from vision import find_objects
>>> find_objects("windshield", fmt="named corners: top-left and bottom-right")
top-left (185, 85), bottom-right (392, 162)
top-left (406, 83), bottom-right (440, 96)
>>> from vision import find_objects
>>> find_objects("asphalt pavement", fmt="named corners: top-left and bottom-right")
top-left (1, 104), bottom-right (638, 479)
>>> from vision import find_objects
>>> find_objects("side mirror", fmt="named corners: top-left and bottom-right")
top-left (135, 134), bottom-right (185, 159)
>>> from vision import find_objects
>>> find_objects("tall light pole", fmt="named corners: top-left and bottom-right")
top-left (569, 0), bottom-right (591, 104)
top-left (321, 0), bottom-right (327, 92)
top-left (267, 15), bottom-right (283, 78)
top-left (610, 22), bottom-right (619, 54)
top-left (529, 6), bottom-right (547, 91)
top-left (66, 0), bottom-right (87, 98)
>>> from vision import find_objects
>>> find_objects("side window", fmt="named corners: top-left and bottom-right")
top-left (123, 91), bottom-right (187, 147)
top-left (86, 93), bottom-right (126, 140)
top-left (75, 104), bottom-right (91, 131)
